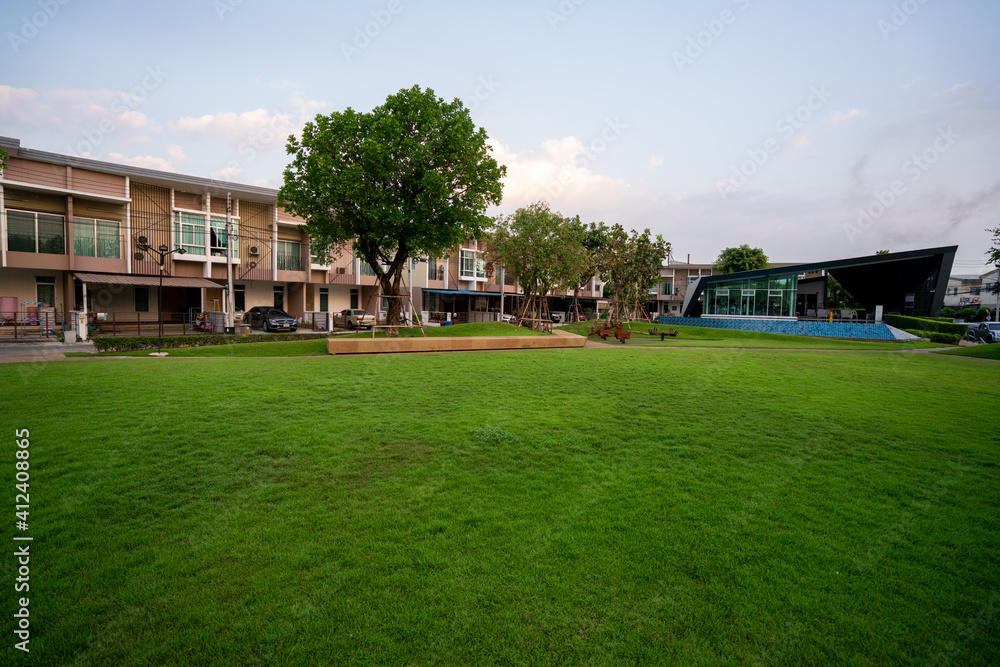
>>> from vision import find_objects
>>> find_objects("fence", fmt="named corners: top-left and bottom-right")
top-left (0, 307), bottom-right (62, 340)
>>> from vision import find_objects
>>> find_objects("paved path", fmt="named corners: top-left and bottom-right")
top-left (0, 341), bottom-right (95, 364)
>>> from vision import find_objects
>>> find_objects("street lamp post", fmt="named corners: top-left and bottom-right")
top-left (138, 243), bottom-right (186, 355)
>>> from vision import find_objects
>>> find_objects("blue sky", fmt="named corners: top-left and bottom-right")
top-left (2, 0), bottom-right (998, 272)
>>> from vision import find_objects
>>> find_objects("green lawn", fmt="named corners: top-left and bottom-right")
top-left (559, 321), bottom-right (943, 350)
top-left (1, 349), bottom-right (998, 665)
top-left (934, 344), bottom-right (1000, 360)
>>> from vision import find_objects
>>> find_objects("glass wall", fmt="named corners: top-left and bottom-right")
top-left (702, 272), bottom-right (798, 318)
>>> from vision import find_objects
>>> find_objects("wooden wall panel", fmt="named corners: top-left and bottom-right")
top-left (129, 182), bottom-right (172, 276)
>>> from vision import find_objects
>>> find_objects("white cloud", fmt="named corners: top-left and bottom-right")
top-left (647, 155), bottom-right (664, 169)
top-left (933, 81), bottom-right (973, 97)
top-left (211, 166), bottom-right (244, 181)
top-left (899, 78), bottom-right (921, 90)
top-left (489, 137), bottom-right (639, 213)
top-left (165, 144), bottom-right (185, 163)
top-left (106, 153), bottom-right (176, 171)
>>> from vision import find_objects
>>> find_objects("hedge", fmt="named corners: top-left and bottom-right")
top-left (91, 332), bottom-right (331, 352)
top-left (883, 314), bottom-right (967, 336)
top-left (902, 329), bottom-right (961, 345)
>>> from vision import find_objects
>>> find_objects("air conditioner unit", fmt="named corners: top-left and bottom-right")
top-left (133, 251), bottom-right (145, 261)
top-left (336, 267), bottom-right (346, 274)
top-left (248, 261), bottom-right (257, 269)
top-left (136, 235), bottom-right (149, 246)
top-left (248, 245), bottom-right (260, 255)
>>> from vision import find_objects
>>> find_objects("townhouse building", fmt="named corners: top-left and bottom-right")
top-left (0, 137), bottom-right (602, 334)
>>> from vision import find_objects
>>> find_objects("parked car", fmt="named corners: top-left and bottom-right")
top-left (968, 321), bottom-right (1000, 343)
top-left (341, 308), bottom-right (375, 329)
top-left (550, 311), bottom-right (566, 324)
top-left (245, 307), bottom-right (298, 332)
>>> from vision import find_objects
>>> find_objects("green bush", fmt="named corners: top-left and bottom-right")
top-left (940, 307), bottom-right (956, 318)
top-left (902, 329), bottom-right (961, 345)
top-left (884, 314), bottom-right (967, 335)
top-left (91, 332), bottom-right (331, 352)
top-left (957, 308), bottom-right (977, 322)
top-left (975, 307), bottom-right (993, 322)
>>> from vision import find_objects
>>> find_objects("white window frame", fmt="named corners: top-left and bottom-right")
top-left (460, 249), bottom-right (486, 281)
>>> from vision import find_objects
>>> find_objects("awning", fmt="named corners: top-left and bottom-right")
top-left (422, 289), bottom-right (505, 297)
top-left (73, 273), bottom-right (223, 289)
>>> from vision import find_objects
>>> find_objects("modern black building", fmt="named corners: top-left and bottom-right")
top-left (682, 246), bottom-right (957, 319)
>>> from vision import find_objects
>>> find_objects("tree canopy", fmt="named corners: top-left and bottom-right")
top-left (713, 245), bottom-right (770, 274)
top-left (491, 202), bottom-right (590, 323)
top-left (599, 224), bottom-right (670, 322)
top-left (278, 85), bottom-right (505, 324)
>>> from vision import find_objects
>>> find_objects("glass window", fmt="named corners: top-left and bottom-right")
top-left (460, 249), bottom-right (485, 280)
top-left (277, 241), bottom-right (302, 271)
top-left (661, 281), bottom-right (673, 296)
top-left (35, 276), bottom-right (55, 307)
top-left (210, 216), bottom-right (238, 258)
top-left (73, 217), bottom-right (120, 258)
top-left (174, 212), bottom-right (206, 255)
top-left (319, 288), bottom-right (328, 312)
top-left (6, 210), bottom-right (65, 254)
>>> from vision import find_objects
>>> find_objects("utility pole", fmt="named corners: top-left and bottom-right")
top-left (225, 193), bottom-right (235, 332)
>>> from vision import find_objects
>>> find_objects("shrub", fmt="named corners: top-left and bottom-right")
top-left (975, 307), bottom-right (993, 322)
top-left (940, 306), bottom-right (956, 318)
top-left (957, 308), bottom-right (977, 322)
top-left (91, 332), bottom-right (331, 352)
top-left (883, 314), bottom-right (967, 336)
top-left (902, 329), bottom-right (961, 345)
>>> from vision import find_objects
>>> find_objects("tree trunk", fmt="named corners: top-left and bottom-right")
top-left (378, 263), bottom-right (405, 327)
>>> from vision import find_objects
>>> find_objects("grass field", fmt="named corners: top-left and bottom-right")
top-left (934, 344), bottom-right (1000, 361)
top-left (558, 321), bottom-right (943, 350)
top-left (1, 348), bottom-right (998, 665)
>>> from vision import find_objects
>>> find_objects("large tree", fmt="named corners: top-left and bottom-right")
top-left (713, 244), bottom-right (770, 274)
top-left (491, 202), bottom-right (590, 325)
top-left (279, 85), bottom-right (505, 325)
top-left (987, 226), bottom-right (1000, 295)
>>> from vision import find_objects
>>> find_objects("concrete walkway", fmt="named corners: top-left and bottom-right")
top-left (0, 340), bottom-right (96, 363)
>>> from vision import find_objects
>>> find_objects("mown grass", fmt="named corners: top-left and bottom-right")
top-left (1, 349), bottom-right (997, 665)
top-left (559, 321), bottom-right (942, 350)
top-left (934, 344), bottom-right (1000, 360)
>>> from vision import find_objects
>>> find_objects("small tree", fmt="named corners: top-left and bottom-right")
top-left (713, 244), bottom-right (769, 274)
top-left (279, 85), bottom-right (505, 327)
top-left (0, 147), bottom-right (8, 171)
top-left (975, 306), bottom-right (992, 322)
top-left (957, 307), bottom-right (977, 322)
top-left (940, 306), bottom-right (956, 319)
top-left (599, 224), bottom-right (670, 324)
top-left (492, 203), bottom-right (590, 327)
top-left (987, 226), bottom-right (1000, 296)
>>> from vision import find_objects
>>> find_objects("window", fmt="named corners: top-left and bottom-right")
top-left (970, 287), bottom-right (981, 296)
top-left (174, 212), bottom-right (206, 255)
top-left (134, 287), bottom-right (149, 312)
top-left (35, 276), bottom-right (55, 307)
top-left (273, 287), bottom-right (284, 310)
top-left (661, 281), bottom-right (674, 296)
top-left (460, 249), bottom-right (486, 280)
top-left (7, 210), bottom-right (65, 254)
top-left (74, 217), bottom-right (121, 258)
top-left (209, 217), bottom-right (239, 257)
top-left (277, 241), bottom-right (302, 271)
top-left (234, 285), bottom-right (245, 312)
top-left (319, 287), bottom-right (328, 312)
top-left (428, 258), bottom-right (445, 281)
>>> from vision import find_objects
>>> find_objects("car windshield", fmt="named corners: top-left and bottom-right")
top-left (987, 323), bottom-right (1000, 330)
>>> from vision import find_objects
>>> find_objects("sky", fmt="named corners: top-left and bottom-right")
top-left (1, 0), bottom-right (998, 273)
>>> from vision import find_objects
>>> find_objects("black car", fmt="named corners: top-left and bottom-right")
top-left (245, 307), bottom-right (298, 332)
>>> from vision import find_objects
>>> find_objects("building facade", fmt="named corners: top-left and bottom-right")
top-left (0, 137), bottom-right (602, 333)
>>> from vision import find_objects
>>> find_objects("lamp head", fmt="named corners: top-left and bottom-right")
top-left (177, 247), bottom-right (187, 255)
top-left (158, 245), bottom-right (168, 253)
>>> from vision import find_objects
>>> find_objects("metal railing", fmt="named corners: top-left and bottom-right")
top-left (0, 309), bottom-right (62, 339)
